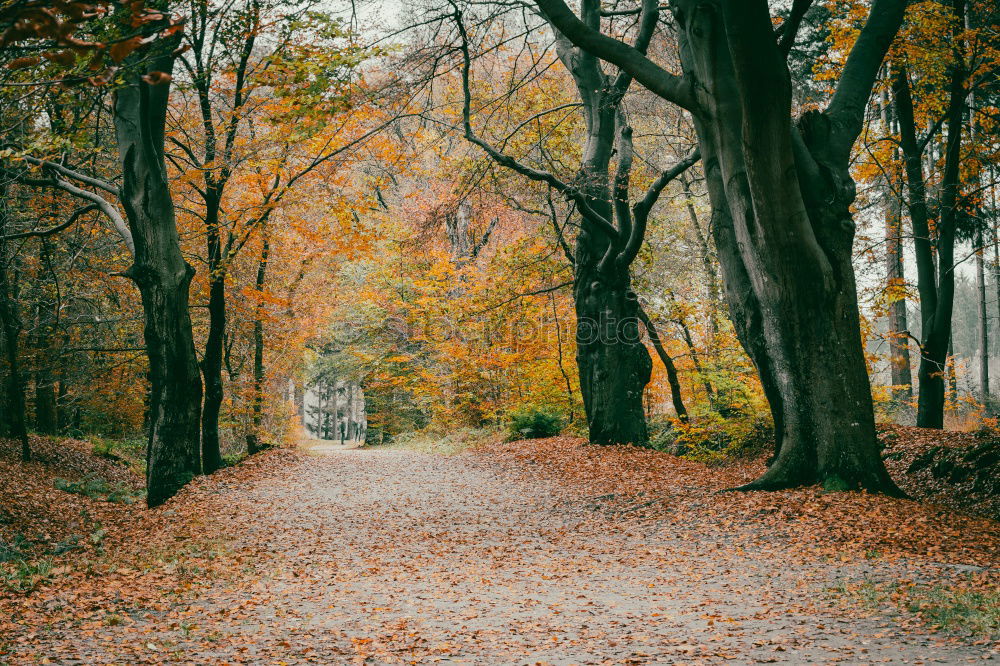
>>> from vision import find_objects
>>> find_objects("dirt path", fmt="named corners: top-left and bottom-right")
top-left (9, 445), bottom-right (997, 664)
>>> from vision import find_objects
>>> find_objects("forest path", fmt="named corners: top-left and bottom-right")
top-left (12, 445), bottom-right (995, 664)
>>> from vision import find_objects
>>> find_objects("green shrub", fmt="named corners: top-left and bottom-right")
top-left (51, 535), bottom-right (83, 556)
top-left (508, 406), bottom-right (564, 440)
top-left (384, 427), bottom-right (497, 454)
top-left (89, 436), bottom-right (146, 471)
top-left (905, 583), bottom-right (1000, 639)
top-left (222, 452), bottom-right (247, 467)
top-left (0, 557), bottom-right (54, 593)
top-left (647, 416), bottom-right (678, 452)
top-left (54, 475), bottom-right (110, 498)
top-left (670, 412), bottom-right (774, 464)
top-left (91, 437), bottom-right (119, 460)
top-left (54, 475), bottom-right (143, 504)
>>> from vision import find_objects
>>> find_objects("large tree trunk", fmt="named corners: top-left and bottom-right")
top-left (573, 216), bottom-right (651, 446)
top-left (114, 49), bottom-right (203, 507)
top-left (535, 0), bottom-right (910, 492)
top-left (457, 6), bottom-right (669, 446)
top-left (557, 29), bottom-right (651, 446)
top-left (674, 0), bottom-right (900, 491)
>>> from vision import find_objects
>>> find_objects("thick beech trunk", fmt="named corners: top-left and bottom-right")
top-left (114, 51), bottom-right (203, 507)
top-left (683, 4), bottom-right (898, 491)
top-left (536, 0), bottom-right (907, 490)
top-left (457, 6), bottom-right (694, 446)
top-left (557, 27), bottom-right (653, 446)
top-left (574, 241), bottom-right (652, 445)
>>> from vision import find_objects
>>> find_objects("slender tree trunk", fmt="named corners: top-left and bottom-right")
top-left (679, 172), bottom-right (720, 348)
top-left (246, 233), bottom-right (269, 455)
top-left (33, 368), bottom-right (57, 434)
top-left (550, 293), bottom-right (576, 422)
top-left (884, 155), bottom-right (912, 398)
top-left (56, 366), bottom-right (67, 432)
top-left (114, 44), bottom-right (203, 507)
top-left (32, 243), bottom-right (57, 434)
top-left (200, 210), bottom-right (225, 473)
top-left (977, 228), bottom-right (990, 404)
top-left (0, 325), bottom-right (7, 438)
top-left (891, 2), bottom-right (966, 429)
top-left (313, 385), bottom-right (322, 437)
top-left (346, 383), bottom-right (355, 442)
top-left (995, 221), bottom-right (1000, 367)
top-left (675, 314), bottom-right (715, 403)
top-left (948, 332), bottom-right (958, 405)
top-left (0, 240), bottom-right (30, 462)
top-left (637, 306), bottom-right (688, 422)
top-left (294, 381), bottom-right (305, 425)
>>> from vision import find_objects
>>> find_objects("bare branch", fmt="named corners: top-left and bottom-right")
top-left (534, 0), bottom-right (696, 112)
top-left (1, 204), bottom-right (98, 240)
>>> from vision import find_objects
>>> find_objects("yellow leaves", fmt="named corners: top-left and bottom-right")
top-left (384, 355), bottom-right (412, 363)
top-left (241, 287), bottom-right (289, 308)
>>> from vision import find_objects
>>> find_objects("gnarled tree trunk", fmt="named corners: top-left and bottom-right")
top-left (114, 46), bottom-right (203, 507)
top-left (537, 0), bottom-right (907, 492)
top-left (574, 228), bottom-right (652, 445)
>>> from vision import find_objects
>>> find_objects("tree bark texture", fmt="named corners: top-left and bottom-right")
top-left (114, 41), bottom-right (203, 507)
top-left (536, 0), bottom-right (908, 492)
